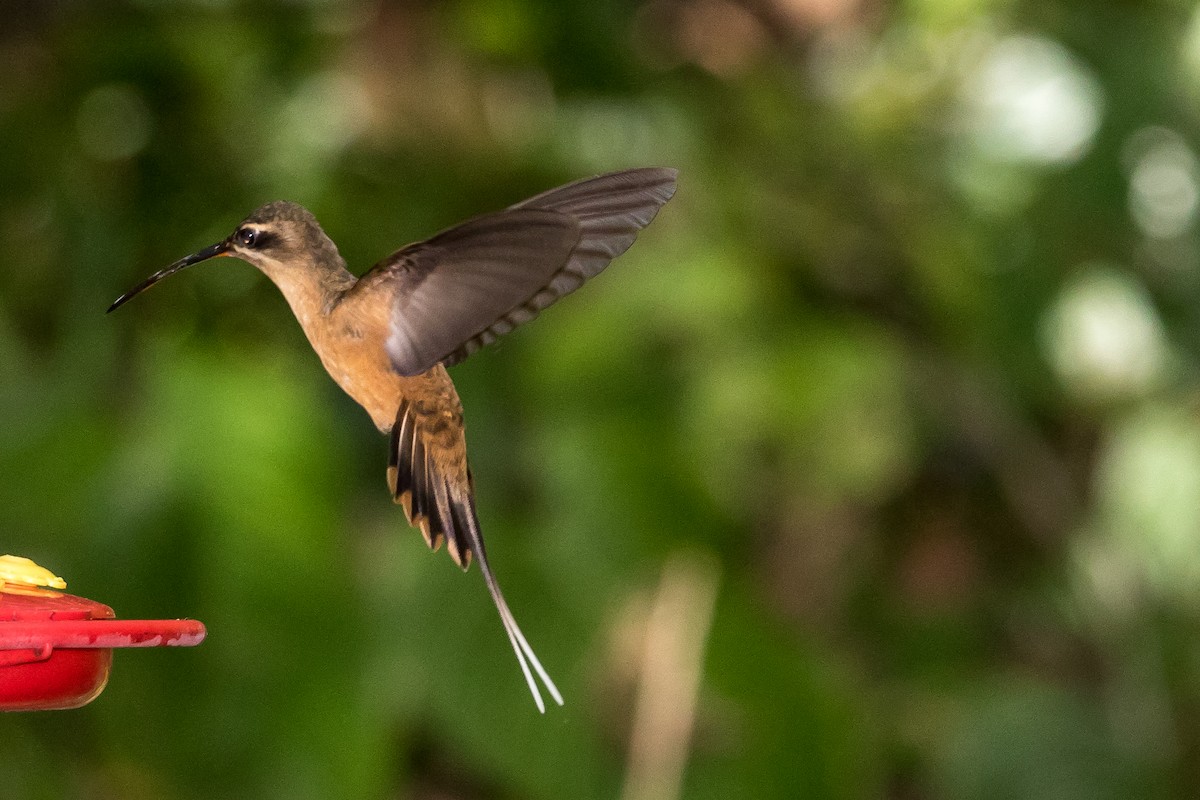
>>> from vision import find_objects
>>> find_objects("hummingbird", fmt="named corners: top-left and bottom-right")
top-left (108, 167), bottom-right (678, 712)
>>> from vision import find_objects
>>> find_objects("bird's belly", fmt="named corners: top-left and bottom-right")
top-left (306, 323), bottom-right (465, 442)
top-left (338, 372), bottom-right (401, 432)
top-left (315, 342), bottom-right (403, 433)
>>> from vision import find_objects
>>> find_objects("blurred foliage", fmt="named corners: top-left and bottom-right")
top-left (2, 0), bottom-right (1200, 798)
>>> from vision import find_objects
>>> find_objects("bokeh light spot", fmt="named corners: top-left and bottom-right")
top-left (1094, 405), bottom-right (1200, 604)
top-left (962, 35), bottom-right (1103, 164)
top-left (1124, 127), bottom-right (1199, 240)
top-left (285, 70), bottom-right (371, 154)
top-left (1041, 266), bottom-right (1168, 400)
top-left (75, 83), bottom-right (153, 161)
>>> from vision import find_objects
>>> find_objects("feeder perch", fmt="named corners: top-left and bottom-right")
top-left (0, 555), bottom-right (206, 711)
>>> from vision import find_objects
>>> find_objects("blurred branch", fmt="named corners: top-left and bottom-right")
top-left (621, 551), bottom-right (721, 800)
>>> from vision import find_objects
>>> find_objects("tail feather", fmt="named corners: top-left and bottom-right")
top-left (432, 467), bottom-right (470, 568)
top-left (453, 488), bottom-right (563, 713)
top-left (389, 401), bottom-right (415, 494)
top-left (410, 436), bottom-right (427, 521)
top-left (391, 397), bottom-right (448, 554)
top-left (388, 399), bottom-right (563, 711)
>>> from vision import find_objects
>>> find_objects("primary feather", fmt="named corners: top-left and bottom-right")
top-left (383, 167), bottom-right (678, 376)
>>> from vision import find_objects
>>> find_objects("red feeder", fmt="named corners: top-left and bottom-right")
top-left (0, 580), bottom-right (206, 711)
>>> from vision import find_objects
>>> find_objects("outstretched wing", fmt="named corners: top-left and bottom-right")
top-left (379, 167), bottom-right (678, 376)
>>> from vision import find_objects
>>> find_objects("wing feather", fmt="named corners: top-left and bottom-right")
top-left (381, 167), bottom-right (677, 376)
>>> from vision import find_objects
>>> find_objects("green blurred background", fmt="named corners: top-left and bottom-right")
top-left (3, 0), bottom-right (1200, 797)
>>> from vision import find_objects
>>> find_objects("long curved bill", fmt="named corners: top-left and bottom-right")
top-left (107, 240), bottom-right (229, 313)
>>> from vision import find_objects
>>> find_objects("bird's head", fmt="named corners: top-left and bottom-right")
top-left (107, 201), bottom-right (343, 313)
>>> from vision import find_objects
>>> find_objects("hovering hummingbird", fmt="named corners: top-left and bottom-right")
top-left (108, 167), bottom-right (678, 711)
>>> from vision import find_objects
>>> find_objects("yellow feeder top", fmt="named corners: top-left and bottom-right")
top-left (0, 555), bottom-right (67, 592)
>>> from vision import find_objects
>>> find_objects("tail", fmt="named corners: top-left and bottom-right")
top-left (388, 396), bottom-right (564, 712)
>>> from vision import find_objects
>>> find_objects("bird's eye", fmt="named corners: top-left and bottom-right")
top-left (236, 228), bottom-right (259, 247)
